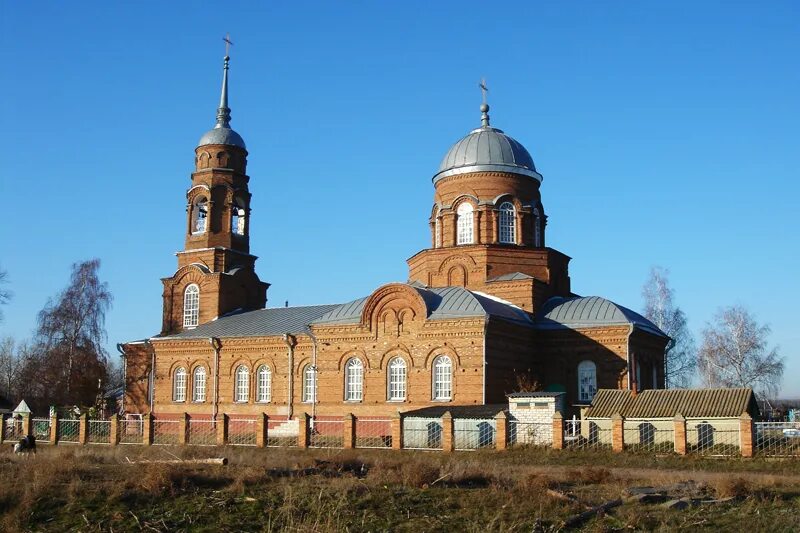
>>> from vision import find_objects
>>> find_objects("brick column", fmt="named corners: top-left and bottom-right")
top-left (256, 413), bottom-right (268, 448)
top-left (216, 414), bottom-right (228, 446)
top-left (110, 414), bottom-right (120, 446)
top-left (298, 413), bottom-right (310, 448)
top-left (22, 414), bottom-right (33, 437)
top-left (391, 414), bottom-right (403, 450)
top-left (739, 412), bottom-right (754, 458)
top-left (0, 415), bottom-right (5, 443)
top-left (50, 415), bottom-right (59, 445)
top-left (673, 413), bottom-right (687, 455)
top-left (79, 414), bottom-right (89, 445)
top-left (552, 412), bottom-right (564, 450)
top-left (611, 413), bottom-right (625, 453)
top-left (343, 414), bottom-right (355, 449)
top-left (441, 412), bottom-right (454, 452)
top-left (495, 411), bottom-right (508, 450)
top-left (179, 413), bottom-right (189, 446)
top-left (143, 414), bottom-right (153, 445)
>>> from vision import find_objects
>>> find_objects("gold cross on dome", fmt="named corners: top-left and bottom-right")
top-left (223, 33), bottom-right (233, 56)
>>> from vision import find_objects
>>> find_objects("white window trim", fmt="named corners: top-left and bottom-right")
top-left (498, 201), bottom-right (516, 244)
top-left (173, 367), bottom-right (187, 403)
top-left (183, 284), bottom-right (200, 328)
top-left (192, 366), bottom-right (206, 402)
top-left (234, 365), bottom-right (249, 403)
top-left (432, 355), bottom-right (453, 401)
top-left (387, 357), bottom-right (407, 402)
top-left (302, 365), bottom-right (317, 404)
top-left (344, 358), bottom-right (364, 402)
top-left (578, 360), bottom-right (597, 403)
top-left (256, 365), bottom-right (271, 403)
top-left (456, 203), bottom-right (474, 245)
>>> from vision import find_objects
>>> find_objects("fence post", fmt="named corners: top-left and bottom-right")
top-left (110, 414), bottom-right (120, 446)
top-left (143, 413), bottom-right (153, 445)
top-left (391, 413), bottom-right (403, 450)
top-left (216, 414), bottom-right (229, 446)
top-left (179, 413), bottom-right (189, 446)
top-left (343, 413), bottom-right (355, 449)
top-left (552, 412), bottom-right (564, 450)
top-left (50, 415), bottom-right (59, 445)
top-left (673, 413), bottom-right (687, 455)
top-left (79, 414), bottom-right (89, 445)
top-left (495, 411), bottom-right (508, 450)
top-left (256, 413), bottom-right (268, 448)
top-left (298, 413), bottom-right (310, 448)
top-left (0, 415), bottom-right (5, 443)
top-left (611, 413), bottom-right (625, 452)
top-left (22, 414), bottom-right (33, 437)
top-left (441, 412), bottom-right (454, 452)
top-left (739, 412), bottom-right (754, 458)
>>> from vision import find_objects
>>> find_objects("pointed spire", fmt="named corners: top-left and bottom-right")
top-left (479, 77), bottom-right (490, 128)
top-left (215, 54), bottom-right (232, 129)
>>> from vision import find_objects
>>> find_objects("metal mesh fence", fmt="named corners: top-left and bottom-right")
top-left (58, 419), bottom-right (80, 443)
top-left (403, 417), bottom-right (443, 450)
top-left (2, 416), bottom-right (24, 441)
top-left (32, 418), bottom-right (51, 442)
top-left (355, 418), bottom-right (392, 449)
top-left (623, 419), bottom-right (674, 453)
top-left (309, 418), bottom-right (343, 448)
top-left (188, 419), bottom-right (217, 446)
top-left (228, 418), bottom-right (257, 446)
top-left (563, 420), bottom-right (612, 450)
top-left (152, 419), bottom-right (181, 445)
top-left (755, 422), bottom-right (800, 457)
top-left (454, 418), bottom-right (497, 450)
top-left (508, 420), bottom-right (552, 447)
top-left (267, 418), bottom-right (298, 447)
top-left (120, 418), bottom-right (144, 444)
top-left (88, 420), bottom-right (112, 444)
top-left (687, 420), bottom-right (740, 456)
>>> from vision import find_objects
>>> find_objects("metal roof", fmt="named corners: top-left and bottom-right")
top-left (535, 296), bottom-right (667, 337)
top-left (487, 272), bottom-right (534, 282)
top-left (198, 126), bottom-right (246, 149)
top-left (584, 388), bottom-right (759, 419)
top-left (507, 391), bottom-right (565, 398)
top-left (402, 404), bottom-right (507, 418)
top-left (159, 304), bottom-right (339, 340)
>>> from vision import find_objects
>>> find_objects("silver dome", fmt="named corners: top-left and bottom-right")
top-left (434, 126), bottom-right (541, 183)
top-left (198, 125), bottom-right (246, 149)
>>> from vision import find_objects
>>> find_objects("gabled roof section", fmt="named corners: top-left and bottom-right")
top-left (535, 296), bottom-right (667, 337)
top-left (487, 272), bottom-right (534, 282)
top-left (160, 305), bottom-right (339, 340)
top-left (584, 388), bottom-right (759, 419)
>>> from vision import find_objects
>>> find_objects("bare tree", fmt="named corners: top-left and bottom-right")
top-left (0, 267), bottom-right (11, 322)
top-left (698, 305), bottom-right (784, 398)
top-left (0, 337), bottom-right (23, 399)
top-left (642, 266), bottom-right (696, 388)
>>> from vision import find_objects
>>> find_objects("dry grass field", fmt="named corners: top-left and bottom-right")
top-left (0, 444), bottom-right (798, 532)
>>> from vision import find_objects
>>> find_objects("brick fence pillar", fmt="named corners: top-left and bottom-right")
top-left (673, 413), bottom-right (687, 455)
top-left (22, 414), bottom-right (33, 437)
top-left (179, 413), bottom-right (189, 446)
top-left (495, 411), bottom-right (508, 450)
top-left (143, 414), bottom-right (153, 445)
top-left (343, 413), bottom-right (355, 449)
top-left (739, 412), bottom-right (754, 458)
top-left (391, 414), bottom-right (403, 450)
top-left (552, 412), bottom-right (564, 450)
top-left (110, 414), bottom-right (120, 446)
top-left (79, 414), bottom-right (89, 445)
top-left (611, 413), bottom-right (625, 453)
top-left (298, 413), bottom-right (310, 448)
top-left (256, 413), bottom-right (268, 448)
top-left (441, 412), bottom-right (454, 452)
top-left (50, 415), bottom-right (59, 445)
top-left (216, 414), bottom-right (228, 446)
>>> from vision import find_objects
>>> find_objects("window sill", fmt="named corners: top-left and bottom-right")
top-left (387, 399), bottom-right (406, 403)
top-left (431, 398), bottom-right (452, 402)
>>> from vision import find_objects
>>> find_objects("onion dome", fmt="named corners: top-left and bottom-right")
top-left (434, 102), bottom-right (540, 183)
top-left (197, 55), bottom-right (246, 149)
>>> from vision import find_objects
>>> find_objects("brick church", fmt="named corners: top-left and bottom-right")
top-left (122, 54), bottom-right (668, 419)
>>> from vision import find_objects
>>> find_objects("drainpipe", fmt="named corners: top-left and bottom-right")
top-left (305, 327), bottom-right (319, 421)
top-left (209, 337), bottom-right (221, 420)
top-left (626, 324), bottom-right (635, 391)
top-left (482, 315), bottom-right (489, 405)
top-left (116, 343), bottom-right (126, 414)
top-left (282, 334), bottom-right (296, 420)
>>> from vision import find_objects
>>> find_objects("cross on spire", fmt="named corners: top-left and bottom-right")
top-left (223, 33), bottom-right (233, 57)
top-left (479, 77), bottom-right (488, 105)
top-left (479, 77), bottom-right (490, 128)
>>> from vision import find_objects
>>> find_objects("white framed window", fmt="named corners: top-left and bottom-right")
top-left (302, 364), bottom-right (317, 403)
top-left (231, 198), bottom-right (246, 236)
top-left (193, 366), bottom-right (206, 402)
top-left (432, 355), bottom-right (452, 400)
top-left (183, 284), bottom-right (200, 328)
top-left (456, 203), bottom-right (474, 245)
top-left (192, 197), bottom-right (208, 234)
top-left (578, 360), bottom-right (597, 403)
top-left (387, 357), bottom-right (407, 401)
top-left (256, 365), bottom-right (271, 403)
top-left (344, 358), bottom-right (364, 401)
top-left (173, 367), bottom-right (187, 402)
top-left (498, 201), bottom-right (516, 244)
top-left (234, 365), bottom-right (249, 403)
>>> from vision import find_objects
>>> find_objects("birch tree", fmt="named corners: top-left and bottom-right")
top-left (0, 267), bottom-right (11, 322)
top-left (642, 266), bottom-right (696, 388)
top-left (698, 305), bottom-right (784, 398)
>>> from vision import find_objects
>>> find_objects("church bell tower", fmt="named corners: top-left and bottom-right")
top-left (160, 48), bottom-right (269, 335)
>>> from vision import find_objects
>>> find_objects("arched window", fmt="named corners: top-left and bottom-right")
top-left (433, 355), bottom-right (452, 400)
top-left (231, 198), bottom-right (246, 236)
top-left (193, 366), bottom-right (206, 402)
top-left (302, 364), bottom-right (317, 403)
top-left (578, 360), bottom-right (597, 403)
top-left (434, 207), bottom-right (441, 248)
top-left (344, 358), bottom-right (364, 401)
top-left (183, 284), bottom-right (200, 328)
top-left (234, 365), bottom-right (249, 403)
top-left (173, 367), bottom-right (187, 402)
top-left (498, 202), bottom-right (516, 244)
top-left (533, 207), bottom-right (542, 247)
top-left (256, 365), bottom-right (271, 403)
top-left (387, 357), bottom-right (407, 401)
top-left (192, 197), bottom-right (208, 234)
top-left (456, 203), bottom-right (474, 245)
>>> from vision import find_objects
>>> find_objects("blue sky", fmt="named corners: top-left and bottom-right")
top-left (1, 2), bottom-right (798, 396)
